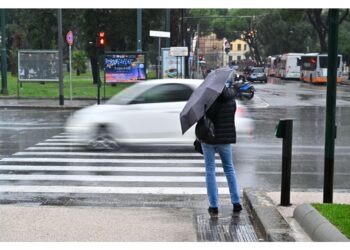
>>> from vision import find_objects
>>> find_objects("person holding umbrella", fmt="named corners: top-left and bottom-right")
top-left (180, 68), bottom-right (242, 218)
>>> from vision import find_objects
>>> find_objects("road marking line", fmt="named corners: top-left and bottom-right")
top-left (1, 158), bottom-right (205, 164)
top-left (0, 174), bottom-right (226, 182)
top-left (0, 186), bottom-right (230, 194)
top-left (0, 165), bottom-right (219, 172)
top-left (15, 151), bottom-right (205, 157)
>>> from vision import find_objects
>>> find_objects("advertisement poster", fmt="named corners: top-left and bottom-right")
top-left (161, 48), bottom-right (185, 79)
top-left (18, 50), bottom-right (59, 82)
top-left (104, 53), bottom-right (147, 83)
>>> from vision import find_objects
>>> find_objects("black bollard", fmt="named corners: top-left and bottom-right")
top-left (275, 119), bottom-right (293, 206)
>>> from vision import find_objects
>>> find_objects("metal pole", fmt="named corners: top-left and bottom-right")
top-left (280, 119), bottom-right (293, 206)
top-left (1, 9), bottom-right (8, 95)
top-left (137, 9), bottom-right (142, 52)
top-left (97, 81), bottom-right (100, 104)
top-left (323, 9), bottom-right (339, 204)
top-left (57, 9), bottom-right (64, 105)
top-left (158, 37), bottom-right (161, 79)
top-left (176, 56), bottom-right (179, 79)
top-left (165, 9), bottom-right (170, 48)
top-left (69, 45), bottom-right (72, 101)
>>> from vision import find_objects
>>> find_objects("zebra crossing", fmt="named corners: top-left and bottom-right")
top-left (0, 132), bottom-right (230, 196)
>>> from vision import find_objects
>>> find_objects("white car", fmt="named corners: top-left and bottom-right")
top-left (65, 79), bottom-right (254, 149)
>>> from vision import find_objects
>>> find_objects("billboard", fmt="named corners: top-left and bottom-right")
top-left (104, 53), bottom-right (147, 83)
top-left (18, 50), bottom-right (59, 82)
top-left (161, 48), bottom-right (185, 79)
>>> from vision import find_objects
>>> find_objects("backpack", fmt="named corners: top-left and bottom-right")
top-left (195, 111), bottom-right (215, 142)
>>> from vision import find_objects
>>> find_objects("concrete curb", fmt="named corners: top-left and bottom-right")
top-left (243, 188), bottom-right (295, 242)
top-left (294, 203), bottom-right (349, 242)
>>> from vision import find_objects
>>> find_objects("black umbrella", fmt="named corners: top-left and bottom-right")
top-left (180, 67), bottom-right (235, 134)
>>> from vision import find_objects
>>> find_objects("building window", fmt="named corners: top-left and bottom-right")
top-left (237, 44), bottom-right (241, 51)
top-left (244, 44), bottom-right (247, 51)
top-left (237, 56), bottom-right (241, 61)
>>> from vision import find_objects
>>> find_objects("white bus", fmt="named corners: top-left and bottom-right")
top-left (300, 53), bottom-right (344, 84)
top-left (279, 53), bottom-right (304, 79)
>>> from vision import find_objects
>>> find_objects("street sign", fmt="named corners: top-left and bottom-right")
top-left (149, 30), bottom-right (170, 38)
top-left (66, 31), bottom-right (74, 46)
top-left (169, 47), bottom-right (188, 57)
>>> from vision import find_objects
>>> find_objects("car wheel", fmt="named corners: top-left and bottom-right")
top-left (89, 125), bottom-right (120, 151)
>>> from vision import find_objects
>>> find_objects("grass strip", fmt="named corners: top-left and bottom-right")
top-left (1, 71), bottom-right (154, 99)
top-left (312, 203), bottom-right (350, 239)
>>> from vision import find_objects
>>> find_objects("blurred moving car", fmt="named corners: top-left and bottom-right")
top-left (246, 67), bottom-right (268, 83)
top-left (65, 79), bottom-right (254, 150)
top-left (165, 68), bottom-right (177, 78)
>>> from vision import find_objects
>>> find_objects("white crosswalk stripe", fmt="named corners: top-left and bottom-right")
top-left (0, 132), bottom-right (228, 195)
top-left (0, 186), bottom-right (230, 195)
top-left (0, 165), bottom-right (223, 173)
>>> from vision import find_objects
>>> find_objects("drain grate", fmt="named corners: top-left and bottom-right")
top-left (196, 206), bottom-right (260, 242)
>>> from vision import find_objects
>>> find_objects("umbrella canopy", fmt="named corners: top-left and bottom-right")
top-left (180, 67), bottom-right (235, 134)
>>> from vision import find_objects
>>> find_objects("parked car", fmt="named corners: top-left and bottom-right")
top-left (65, 79), bottom-right (254, 150)
top-left (246, 67), bottom-right (268, 83)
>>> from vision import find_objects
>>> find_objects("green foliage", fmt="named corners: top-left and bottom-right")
top-left (313, 203), bottom-right (350, 239)
top-left (72, 50), bottom-right (87, 75)
top-left (339, 17), bottom-right (350, 63)
top-left (5, 9), bottom-right (350, 73)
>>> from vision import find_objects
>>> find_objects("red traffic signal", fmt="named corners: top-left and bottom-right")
top-left (97, 32), bottom-right (105, 47)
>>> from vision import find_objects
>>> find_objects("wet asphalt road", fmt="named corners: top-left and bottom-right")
top-left (0, 78), bottom-right (350, 203)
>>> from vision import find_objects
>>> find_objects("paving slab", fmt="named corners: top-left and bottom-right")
top-left (0, 205), bottom-right (197, 242)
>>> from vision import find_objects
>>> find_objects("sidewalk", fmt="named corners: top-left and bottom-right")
top-left (0, 190), bottom-right (348, 242)
top-left (244, 189), bottom-right (350, 242)
top-left (0, 97), bottom-right (97, 109)
top-left (0, 205), bottom-right (197, 241)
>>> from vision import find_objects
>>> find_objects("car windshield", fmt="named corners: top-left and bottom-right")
top-left (106, 83), bottom-right (151, 105)
top-left (253, 68), bottom-right (264, 73)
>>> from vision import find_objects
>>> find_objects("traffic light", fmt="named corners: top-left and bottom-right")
top-left (97, 32), bottom-right (105, 48)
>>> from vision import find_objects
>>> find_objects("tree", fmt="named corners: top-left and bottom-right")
top-left (306, 9), bottom-right (349, 52)
top-left (72, 50), bottom-right (87, 75)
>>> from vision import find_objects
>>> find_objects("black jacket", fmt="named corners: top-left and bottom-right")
top-left (205, 87), bottom-right (237, 144)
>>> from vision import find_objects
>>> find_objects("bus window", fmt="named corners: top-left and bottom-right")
top-left (297, 58), bottom-right (301, 66)
top-left (301, 57), bottom-right (317, 70)
top-left (319, 57), bottom-right (327, 68)
top-left (319, 56), bottom-right (341, 68)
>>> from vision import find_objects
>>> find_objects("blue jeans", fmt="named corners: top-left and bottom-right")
top-left (201, 143), bottom-right (240, 208)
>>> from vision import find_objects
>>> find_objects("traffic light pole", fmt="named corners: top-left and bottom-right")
top-left (137, 9), bottom-right (142, 52)
top-left (165, 9), bottom-right (170, 48)
top-left (323, 9), bottom-right (339, 203)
